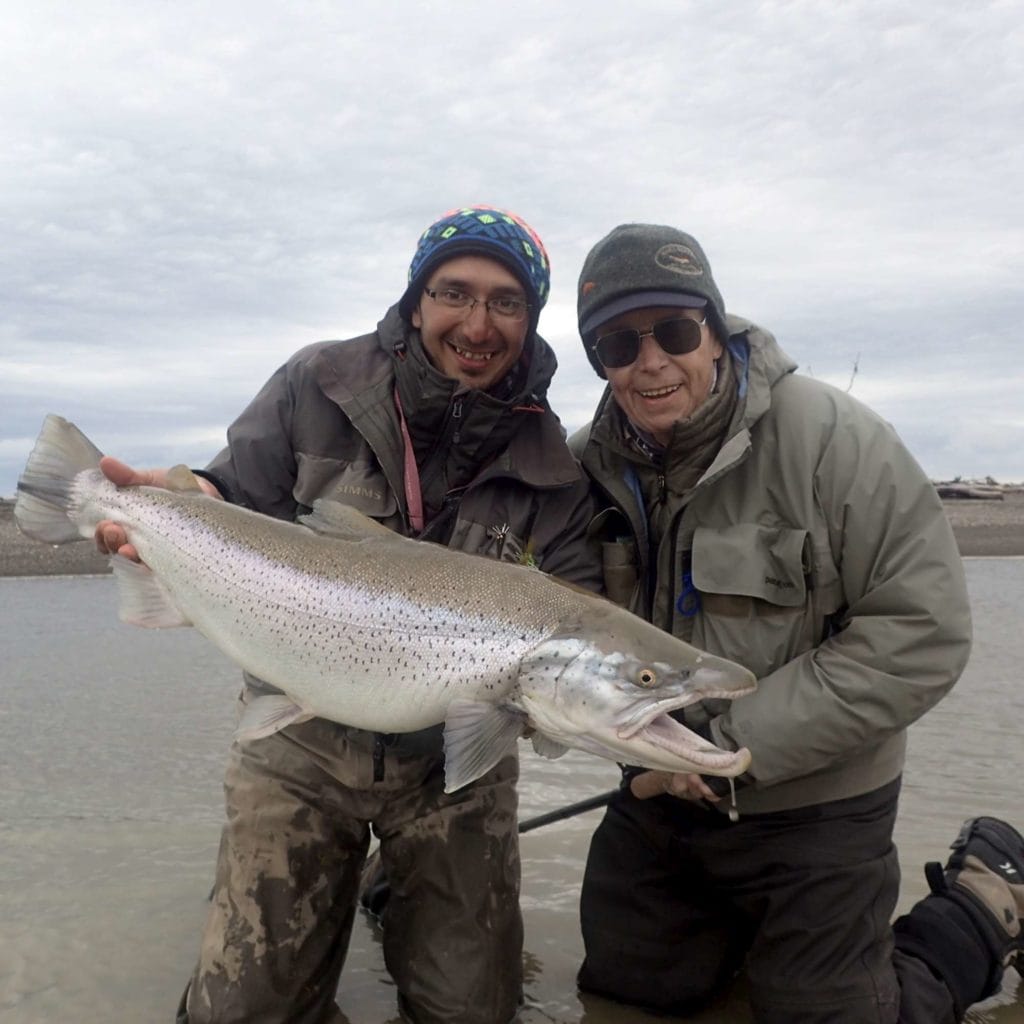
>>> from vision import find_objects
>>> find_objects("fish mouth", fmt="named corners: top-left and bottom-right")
top-left (614, 670), bottom-right (756, 776)
top-left (634, 712), bottom-right (752, 775)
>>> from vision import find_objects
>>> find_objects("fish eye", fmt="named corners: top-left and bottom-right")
top-left (637, 667), bottom-right (658, 688)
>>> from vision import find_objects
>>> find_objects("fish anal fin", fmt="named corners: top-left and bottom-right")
top-left (442, 699), bottom-right (526, 793)
top-left (111, 555), bottom-right (192, 628)
top-left (235, 695), bottom-right (314, 741)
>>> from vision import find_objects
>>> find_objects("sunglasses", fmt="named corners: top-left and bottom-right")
top-left (591, 315), bottom-right (707, 369)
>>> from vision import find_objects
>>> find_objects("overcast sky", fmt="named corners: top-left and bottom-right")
top-left (3, 0), bottom-right (1022, 498)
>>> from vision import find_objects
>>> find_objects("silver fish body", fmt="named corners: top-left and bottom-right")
top-left (16, 414), bottom-right (757, 791)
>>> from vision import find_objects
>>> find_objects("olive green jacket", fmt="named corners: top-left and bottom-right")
top-left (573, 315), bottom-right (972, 813)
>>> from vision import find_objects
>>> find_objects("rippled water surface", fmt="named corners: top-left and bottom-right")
top-left (1, 561), bottom-right (1021, 1022)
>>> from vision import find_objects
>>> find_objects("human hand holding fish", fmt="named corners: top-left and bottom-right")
top-left (16, 414), bottom-right (759, 795)
top-left (630, 769), bottom-right (720, 803)
top-left (94, 456), bottom-right (223, 561)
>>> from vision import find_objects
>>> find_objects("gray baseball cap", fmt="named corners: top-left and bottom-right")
top-left (577, 224), bottom-right (727, 378)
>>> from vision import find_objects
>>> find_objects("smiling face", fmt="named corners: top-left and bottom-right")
top-left (599, 305), bottom-right (723, 444)
top-left (411, 255), bottom-right (530, 391)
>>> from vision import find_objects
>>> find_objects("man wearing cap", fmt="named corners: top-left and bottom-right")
top-left (570, 224), bottom-right (1023, 1022)
top-left (93, 206), bottom-right (601, 1024)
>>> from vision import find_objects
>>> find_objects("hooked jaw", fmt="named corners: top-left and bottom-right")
top-left (554, 710), bottom-right (752, 778)
top-left (526, 683), bottom-right (752, 778)
top-left (628, 712), bottom-right (752, 776)
top-left (612, 667), bottom-right (755, 777)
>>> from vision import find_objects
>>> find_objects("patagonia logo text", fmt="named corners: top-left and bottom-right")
top-left (764, 576), bottom-right (796, 589)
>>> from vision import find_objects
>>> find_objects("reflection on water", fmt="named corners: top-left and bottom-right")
top-left (1, 562), bottom-right (1022, 1023)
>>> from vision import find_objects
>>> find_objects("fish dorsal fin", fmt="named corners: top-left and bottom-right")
top-left (299, 499), bottom-right (395, 541)
top-left (546, 573), bottom-right (614, 601)
top-left (165, 464), bottom-right (205, 493)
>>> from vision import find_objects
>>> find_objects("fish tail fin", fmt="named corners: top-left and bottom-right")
top-left (14, 414), bottom-right (104, 544)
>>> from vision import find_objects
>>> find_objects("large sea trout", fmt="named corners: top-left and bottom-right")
top-left (16, 414), bottom-right (756, 791)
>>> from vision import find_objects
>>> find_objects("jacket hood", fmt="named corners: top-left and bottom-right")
top-left (726, 314), bottom-right (796, 431)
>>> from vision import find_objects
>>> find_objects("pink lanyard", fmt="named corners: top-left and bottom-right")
top-left (393, 388), bottom-right (425, 534)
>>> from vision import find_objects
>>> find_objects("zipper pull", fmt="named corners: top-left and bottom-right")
top-left (452, 398), bottom-right (463, 444)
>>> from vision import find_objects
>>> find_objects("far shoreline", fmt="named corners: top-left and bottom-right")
top-left (2, 493), bottom-right (1023, 578)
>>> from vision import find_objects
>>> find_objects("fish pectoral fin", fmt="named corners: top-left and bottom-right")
top-left (235, 695), bottom-right (314, 741)
top-left (442, 699), bottom-right (526, 794)
top-left (530, 733), bottom-right (569, 760)
top-left (299, 500), bottom-right (395, 541)
top-left (111, 555), bottom-right (192, 628)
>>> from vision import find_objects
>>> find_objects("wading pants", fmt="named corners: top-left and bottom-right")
top-left (578, 779), bottom-right (962, 1023)
top-left (177, 710), bottom-right (523, 1024)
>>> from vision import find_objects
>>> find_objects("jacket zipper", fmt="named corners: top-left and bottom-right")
top-left (451, 398), bottom-right (463, 444)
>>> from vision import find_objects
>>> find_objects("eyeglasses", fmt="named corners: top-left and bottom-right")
top-left (591, 315), bottom-right (707, 369)
top-left (424, 286), bottom-right (530, 323)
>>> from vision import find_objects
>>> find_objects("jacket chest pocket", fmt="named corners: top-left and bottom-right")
top-left (689, 523), bottom-right (830, 679)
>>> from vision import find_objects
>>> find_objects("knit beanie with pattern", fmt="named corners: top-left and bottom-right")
top-left (399, 206), bottom-right (551, 331)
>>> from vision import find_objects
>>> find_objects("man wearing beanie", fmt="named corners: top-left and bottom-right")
top-left (93, 205), bottom-right (600, 1024)
top-left (571, 224), bottom-right (1023, 1022)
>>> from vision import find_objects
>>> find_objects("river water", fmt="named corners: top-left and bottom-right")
top-left (1, 560), bottom-right (1021, 1023)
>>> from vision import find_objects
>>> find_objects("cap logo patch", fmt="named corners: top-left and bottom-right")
top-left (655, 243), bottom-right (702, 276)
top-left (581, 281), bottom-right (596, 296)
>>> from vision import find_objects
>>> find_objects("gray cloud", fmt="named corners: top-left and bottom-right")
top-left (3, 1), bottom-right (1022, 495)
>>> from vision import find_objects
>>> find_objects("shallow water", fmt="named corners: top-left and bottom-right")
top-left (0, 561), bottom-right (1021, 1023)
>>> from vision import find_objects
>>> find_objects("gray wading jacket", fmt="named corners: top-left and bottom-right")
top-left (574, 315), bottom-right (972, 814)
top-left (203, 305), bottom-right (602, 745)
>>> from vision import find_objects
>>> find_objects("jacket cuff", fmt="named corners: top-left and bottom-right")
top-left (702, 772), bottom-right (749, 798)
top-left (191, 469), bottom-right (234, 504)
